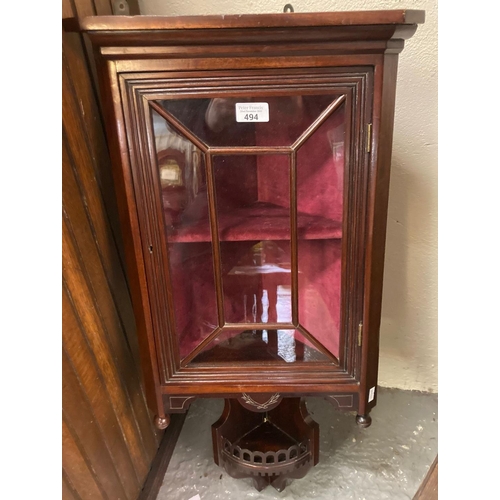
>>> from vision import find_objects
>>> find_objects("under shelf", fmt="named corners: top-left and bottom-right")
top-left (167, 202), bottom-right (342, 243)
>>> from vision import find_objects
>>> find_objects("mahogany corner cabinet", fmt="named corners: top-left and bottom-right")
top-left (68, 9), bottom-right (424, 490)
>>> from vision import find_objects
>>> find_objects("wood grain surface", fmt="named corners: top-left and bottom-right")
top-left (62, 1), bottom-right (167, 500)
top-left (413, 456), bottom-right (438, 500)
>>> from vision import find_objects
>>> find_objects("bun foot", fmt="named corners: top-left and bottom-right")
top-left (154, 414), bottom-right (170, 429)
top-left (356, 414), bottom-right (372, 428)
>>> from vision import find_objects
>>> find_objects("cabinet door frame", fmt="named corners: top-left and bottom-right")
top-left (119, 66), bottom-right (373, 393)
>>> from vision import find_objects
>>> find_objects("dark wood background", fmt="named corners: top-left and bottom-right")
top-left (62, 1), bottom-right (164, 499)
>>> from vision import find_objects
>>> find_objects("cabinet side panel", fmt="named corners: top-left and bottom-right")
top-left (97, 56), bottom-right (167, 416)
top-left (360, 54), bottom-right (399, 415)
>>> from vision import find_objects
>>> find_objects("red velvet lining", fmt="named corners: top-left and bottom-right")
top-left (166, 201), bottom-right (342, 242)
top-left (298, 239), bottom-right (342, 358)
top-left (168, 243), bottom-right (218, 359)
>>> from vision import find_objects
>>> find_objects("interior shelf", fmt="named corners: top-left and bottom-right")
top-left (167, 202), bottom-right (342, 243)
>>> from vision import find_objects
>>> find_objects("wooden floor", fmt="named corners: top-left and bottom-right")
top-left (138, 413), bottom-right (188, 500)
top-left (413, 456), bottom-right (438, 500)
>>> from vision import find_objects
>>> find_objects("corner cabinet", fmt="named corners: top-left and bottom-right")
top-left (70, 9), bottom-right (424, 490)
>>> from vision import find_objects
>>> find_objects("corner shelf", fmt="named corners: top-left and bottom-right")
top-left (213, 398), bottom-right (319, 492)
top-left (166, 201), bottom-right (342, 243)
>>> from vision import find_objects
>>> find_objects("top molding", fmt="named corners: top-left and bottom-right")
top-left (64, 10), bottom-right (425, 62)
top-left (66, 10), bottom-right (424, 32)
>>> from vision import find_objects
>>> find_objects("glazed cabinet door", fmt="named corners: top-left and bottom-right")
top-left (120, 68), bottom-right (372, 390)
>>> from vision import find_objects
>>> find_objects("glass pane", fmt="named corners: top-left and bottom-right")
top-left (213, 155), bottom-right (292, 323)
top-left (296, 103), bottom-right (346, 359)
top-left (152, 110), bottom-right (218, 359)
top-left (222, 242), bottom-right (292, 323)
top-left (156, 95), bottom-right (339, 147)
top-left (190, 329), bottom-right (332, 364)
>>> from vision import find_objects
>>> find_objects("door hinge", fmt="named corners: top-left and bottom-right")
top-left (358, 321), bottom-right (363, 347)
top-left (366, 123), bottom-right (372, 153)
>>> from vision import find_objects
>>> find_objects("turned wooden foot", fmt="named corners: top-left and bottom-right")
top-left (356, 414), bottom-right (372, 428)
top-left (154, 414), bottom-right (170, 429)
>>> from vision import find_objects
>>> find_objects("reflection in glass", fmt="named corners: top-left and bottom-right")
top-left (151, 92), bottom-right (346, 365)
top-left (223, 241), bottom-right (292, 324)
top-left (296, 103), bottom-right (346, 359)
top-left (152, 110), bottom-right (217, 359)
top-left (156, 95), bottom-right (336, 147)
top-left (190, 328), bottom-right (331, 364)
top-left (213, 155), bottom-right (292, 324)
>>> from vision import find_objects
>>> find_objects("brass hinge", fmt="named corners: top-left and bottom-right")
top-left (366, 123), bottom-right (372, 153)
top-left (358, 321), bottom-right (363, 347)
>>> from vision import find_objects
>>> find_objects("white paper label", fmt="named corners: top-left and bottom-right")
top-left (160, 166), bottom-right (180, 182)
top-left (235, 102), bottom-right (269, 122)
top-left (368, 386), bottom-right (376, 402)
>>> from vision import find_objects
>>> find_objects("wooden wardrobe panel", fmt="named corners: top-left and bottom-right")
top-left (62, 286), bottom-right (141, 496)
top-left (93, 0), bottom-right (114, 16)
top-left (62, 418), bottom-right (105, 499)
top-left (62, 0), bottom-right (74, 19)
top-left (62, 1), bottom-right (161, 499)
top-left (62, 474), bottom-right (80, 500)
top-left (62, 350), bottom-right (130, 500)
top-left (62, 160), bottom-right (150, 488)
top-left (62, 84), bottom-right (157, 456)
top-left (62, 31), bottom-right (125, 267)
top-left (66, 0), bottom-right (140, 18)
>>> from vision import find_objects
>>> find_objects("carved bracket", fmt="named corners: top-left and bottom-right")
top-left (162, 395), bottom-right (197, 413)
top-left (238, 393), bottom-right (282, 412)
